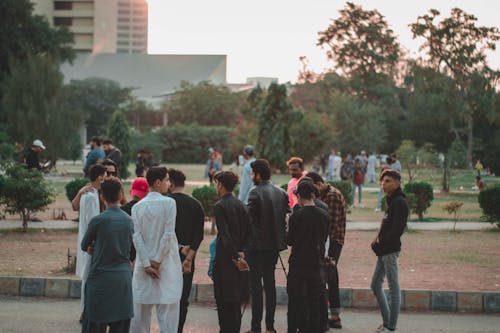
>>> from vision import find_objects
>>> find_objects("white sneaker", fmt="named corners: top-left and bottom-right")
top-left (374, 325), bottom-right (385, 333)
top-left (374, 208), bottom-right (381, 212)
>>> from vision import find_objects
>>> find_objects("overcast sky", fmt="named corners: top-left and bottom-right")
top-left (147, 0), bottom-right (500, 83)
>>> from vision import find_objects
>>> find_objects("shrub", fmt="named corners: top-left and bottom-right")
top-left (192, 185), bottom-right (218, 218)
top-left (404, 181), bottom-right (434, 221)
top-left (0, 165), bottom-right (55, 231)
top-left (478, 185), bottom-right (500, 228)
top-left (328, 180), bottom-right (353, 206)
top-left (65, 178), bottom-right (90, 202)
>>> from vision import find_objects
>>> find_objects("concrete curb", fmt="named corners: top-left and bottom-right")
top-left (1, 277), bottom-right (498, 313)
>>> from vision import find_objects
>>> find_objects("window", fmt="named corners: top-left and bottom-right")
top-left (118, 33), bottom-right (129, 38)
top-left (118, 25), bottom-right (130, 30)
top-left (54, 17), bottom-right (72, 26)
top-left (54, 2), bottom-right (73, 10)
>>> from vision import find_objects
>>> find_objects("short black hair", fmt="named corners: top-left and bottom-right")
top-left (101, 177), bottom-right (122, 203)
top-left (380, 169), bottom-right (401, 182)
top-left (244, 145), bottom-right (254, 156)
top-left (286, 156), bottom-right (304, 170)
top-left (214, 171), bottom-right (239, 192)
top-left (305, 171), bottom-right (324, 184)
top-left (89, 164), bottom-right (107, 181)
top-left (135, 165), bottom-right (145, 177)
top-left (102, 138), bottom-right (113, 145)
top-left (295, 180), bottom-right (316, 200)
top-left (251, 159), bottom-right (271, 181)
top-left (297, 177), bottom-right (320, 197)
top-left (89, 136), bottom-right (101, 146)
top-left (168, 168), bottom-right (186, 187)
top-left (146, 166), bottom-right (168, 187)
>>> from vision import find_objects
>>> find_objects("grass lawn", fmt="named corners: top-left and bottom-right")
top-left (34, 162), bottom-right (499, 222)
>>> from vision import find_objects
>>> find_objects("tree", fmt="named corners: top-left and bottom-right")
top-left (396, 140), bottom-right (418, 181)
top-left (329, 91), bottom-right (387, 153)
top-left (256, 83), bottom-right (301, 171)
top-left (1, 54), bottom-right (83, 158)
top-left (0, 165), bottom-right (55, 232)
top-left (64, 78), bottom-right (132, 138)
top-left (164, 81), bottom-right (241, 127)
top-left (404, 63), bottom-right (460, 152)
top-left (411, 8), bottom-right (500, 167)
top-left (108, 111), bottom-right (131, 179)
top-left (317, 2), bottom-right (402, 80)
top-left (0, 0), bottom-right (74, 126)
top-left (317, 3), bottom-right (405, 151)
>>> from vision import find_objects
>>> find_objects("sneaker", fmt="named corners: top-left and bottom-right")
top-left (373, 325), bottom-right (385, 333)
top-left (328, 317), bottom-right (342, 329)
top-left (374, 208), bottom-right (381, 212)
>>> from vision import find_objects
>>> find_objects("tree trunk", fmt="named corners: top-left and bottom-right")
top-left (442, 155), bottom-right (450, 193)
top-left (466, 114), bottom-right (474, 170)
top-left (22, 212), bottom-right (28, 233)
top-left (418, 211), bottom-right (424, 221)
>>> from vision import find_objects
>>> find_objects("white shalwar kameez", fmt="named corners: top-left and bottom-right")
top-left (130, 192), bottom-right (183, 333)
top-left (75, 188), bottom-right (100, 311)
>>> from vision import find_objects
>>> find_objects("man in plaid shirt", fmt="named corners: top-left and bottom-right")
top-left (307, 172), bottom-right (347, 329)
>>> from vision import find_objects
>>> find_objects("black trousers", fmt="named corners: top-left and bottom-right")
top-left (328, 241), bottom-right (343, 312)
top-left (287, 273), bottom-right (323, 333)
top-left (216, 300), bottom-right (242, 333)
top-left (178, 259), bottom-right (195, 333)
top-left (247, 250), bottom-right (279, 332)
top-left (82, 319), bottom-right (130, 333)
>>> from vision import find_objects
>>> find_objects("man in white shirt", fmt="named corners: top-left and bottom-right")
top-left (130, 167), bottom-right (183, 333)
top-left (76, 164), bottom-right (106, 316)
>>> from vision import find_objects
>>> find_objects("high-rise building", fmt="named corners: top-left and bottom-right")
top-left (30, 0), bottom-right (148, 54)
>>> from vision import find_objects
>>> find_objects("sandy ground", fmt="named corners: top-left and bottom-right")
top-left (1, 228), bottom-right (499, 291)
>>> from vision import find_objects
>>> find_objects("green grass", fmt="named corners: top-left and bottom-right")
top-left (45, 163), bottom-right (500, 222)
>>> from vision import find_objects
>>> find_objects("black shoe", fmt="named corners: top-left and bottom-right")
top-left (328, 318), bottom-right (342, 329)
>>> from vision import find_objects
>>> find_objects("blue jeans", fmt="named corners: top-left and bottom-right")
top-left (370, 252), bottom-right (400, 331)
top-left (352, 184), bottom-right (363, 205)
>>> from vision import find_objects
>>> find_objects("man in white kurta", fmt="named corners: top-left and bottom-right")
top-left (75, 164), bottom-right (106, 312)
top-left (130, 166), bottom-right (183, 333)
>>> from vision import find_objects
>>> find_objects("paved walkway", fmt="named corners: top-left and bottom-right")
top-left (0, 219), bottom-right (493, 231)
top-left (0, 296), bottom-right (498, 333)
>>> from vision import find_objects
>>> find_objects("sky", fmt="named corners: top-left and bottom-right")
top-left (147, 0), bottom-right (500, 84)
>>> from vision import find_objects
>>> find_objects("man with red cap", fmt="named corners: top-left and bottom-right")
top-left (121, 177), bottom-right (149, 264)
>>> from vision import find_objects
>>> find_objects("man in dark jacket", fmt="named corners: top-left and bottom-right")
top-left (286, 180), bottom-right (329, 333)
top-left (246, 159), bottom-right (290, 333)
top-left (370, 170), bottom-right (408, 333)
top-left (213, 171), bottom-right (250, 333)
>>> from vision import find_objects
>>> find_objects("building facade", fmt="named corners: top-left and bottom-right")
top-left (31, 0), bottom-right (148, 53)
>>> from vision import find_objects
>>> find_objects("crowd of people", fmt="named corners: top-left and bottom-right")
top-left (72, 141), bottom-right (409, 333)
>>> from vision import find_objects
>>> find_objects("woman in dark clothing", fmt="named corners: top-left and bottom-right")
top-left (213, 171), bottom-right (250, 333)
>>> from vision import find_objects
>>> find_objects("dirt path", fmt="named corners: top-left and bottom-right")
top-left (1, 229), bottom-right (498, 291)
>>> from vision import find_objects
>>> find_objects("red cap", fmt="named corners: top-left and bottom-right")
top-left (130, 177), bottom-right (149, 199)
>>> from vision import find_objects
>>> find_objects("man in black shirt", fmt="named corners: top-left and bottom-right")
top-left (25, 139), bottom-right (45, 170)
top-left (287, 180), bottom-right (329, 333)
top-left (167, 169), bottom-right (205, 333)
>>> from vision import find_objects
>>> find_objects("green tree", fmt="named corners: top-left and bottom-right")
top-left (0, 165), bottom-right (55, 232)
top-left (164, 81), bottom-right (241, 126)
top-left (108, 111), bottom-right (131, 179)
top-left (0, 0), bottom-right (74, 80)
top-left (316, 3), bottom-right (405, 151)
top-left (317, 2), bottom-right (402, 80)
top-left (404, 63), bottom-right (460, 152)
top-left (64, 78), bottom-right (132, 138)
top-left (396, 140), bottom-right (418, 181)
top-left (0, 0), bottom-right (74, 127)
top-left (329, 91), bottom-right (387, 153)
top-left (256, 83), bottom-right (301, 171)
top-left (1, 54), bottom-right (83, 158)
top-left (411, 8), bottom-right (500, 167)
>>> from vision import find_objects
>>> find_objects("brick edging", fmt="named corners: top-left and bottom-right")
top-left (1, 277), bottom-right (499, 313)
